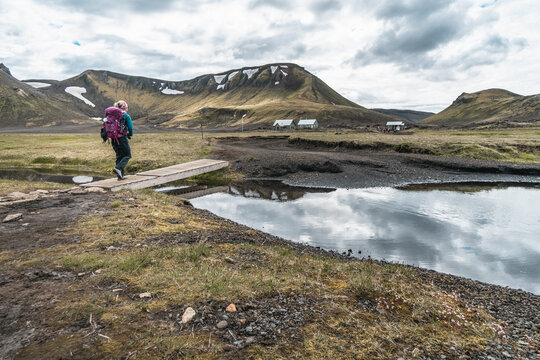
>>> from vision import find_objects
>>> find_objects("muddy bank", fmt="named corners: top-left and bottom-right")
top-left (214, 136), bottom-right (540, 188)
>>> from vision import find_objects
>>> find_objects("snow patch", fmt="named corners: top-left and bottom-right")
top-left (227, 71), bottom-right (239, 81)
top-left (91, 117), bottom-right (103, 121)
top-left (217, 84), bottom-right (225, 90)
top-left (243, 68), bottom-right (259, 79)
top-left (275, 81), bottom-right (279, 85)
top-left (280, 70), bottom-right (288, 76)
top-left (271, 66), bottom-right (278, 74)
top-left (242, 114), bottom-right (247, 118)
top-left (72, 176), bottom-right (93, 184)
top-left (65, 86), bottom-right (95, 107)
top-left (161, 88), bottom-right (184, 95)
top-left (280, 65), bottom-right (288, 68)
top-left (214, 74), bottom-right (227, 84)
top-left (25, 82), bottom-right (51, 88)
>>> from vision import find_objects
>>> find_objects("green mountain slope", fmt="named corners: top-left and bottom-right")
top-left (36, 63), bottom-right (395, 129)
top-left (420, 89), bottom-right (540, 128)
top-left (0, 64), bottom-right (89, 128)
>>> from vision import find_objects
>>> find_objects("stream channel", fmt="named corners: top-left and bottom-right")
top-left (188, 180), bottom-right (540, 295)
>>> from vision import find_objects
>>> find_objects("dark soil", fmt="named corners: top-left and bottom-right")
top-left (213, 136), bottom-right (540, 188)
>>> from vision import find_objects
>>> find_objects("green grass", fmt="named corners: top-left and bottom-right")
top-left (287, 128), bottom-right (540, 163)
top-left (0, 133), bottom-right (213, 174)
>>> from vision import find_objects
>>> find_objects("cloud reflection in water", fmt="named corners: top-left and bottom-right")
top-left (191, 185), bottom-right (540, 294)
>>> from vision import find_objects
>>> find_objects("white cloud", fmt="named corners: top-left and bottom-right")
top-left (1, 0), bottom-right (539, 112)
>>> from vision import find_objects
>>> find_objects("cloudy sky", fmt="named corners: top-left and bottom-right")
top-left (1, 0), bottom-right (538, 112)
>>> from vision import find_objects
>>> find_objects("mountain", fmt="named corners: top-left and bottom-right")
top-left (31, 63), bottom-right (395, 129)
top-left (0, 64), bottom-right (89, 128)
top-left (420, 89), bottom-right (540, 128)
top-left (371, 108), bottom-right (434, 122)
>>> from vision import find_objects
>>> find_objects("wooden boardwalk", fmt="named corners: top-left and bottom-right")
top-left (81, 159), bottom-right (229, 192)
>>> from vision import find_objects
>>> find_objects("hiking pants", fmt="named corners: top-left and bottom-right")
top-left (112, 136), bottom-right (131, 172)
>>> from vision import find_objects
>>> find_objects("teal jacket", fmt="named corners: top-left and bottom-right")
top-left (123, 113), bottom-right (133, 137)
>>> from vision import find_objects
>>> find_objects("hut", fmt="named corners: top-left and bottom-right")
top-left (385, 121), bottom-right (406, 131)
top-left (273, 119), bottom-right (295, 131)
top-left (297, 119), bottom-right (319, 129)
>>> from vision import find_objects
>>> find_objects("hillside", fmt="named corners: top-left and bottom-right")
top-left (32, 63), bottom-right (395, 129)
top-left (0, 64), bottom-right (89, 128)
top-left (420, 89), bottom-right (540, 128)
top-left (371, 108), bottom-right (434, 122)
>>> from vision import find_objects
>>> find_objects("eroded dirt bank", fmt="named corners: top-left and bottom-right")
top-left (213, 136), bottom-right (540, 188)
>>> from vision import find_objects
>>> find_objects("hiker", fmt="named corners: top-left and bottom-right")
top-left (110, 100), bottom-right (133, 180)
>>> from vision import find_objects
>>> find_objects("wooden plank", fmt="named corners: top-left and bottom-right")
top-left (139, 161), bottom-right (228, 184)
top-left (81, 175), bottom-right (157, 191)
top-left (138, 159), bottom-right (228, 176)
top-left (81, 159), bottom-right (229, 191)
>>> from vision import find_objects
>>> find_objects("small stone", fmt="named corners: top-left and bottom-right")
top-left (217, 320), bottom-right (228, 329)
top-left (226, 303), bottom-right (237, 312)
top-left (22, 223), bottom-right (30, 226)
top-left (69, 188), bottom-right (87, 195)
top-left (6, 192), bottom-right (29, 200)
top-left (3, 213), bottom-right (23, 223)
top-left (182, 307), bottom-right (196, 324)
top-left (78, 272), bottom-right (86, 277)
top-left (139, 292), bottom-right (152, 298)
top-left (85, 187), bottom-right (106, 193)
top-left (502, 351), bottom-right (512, 358)
top-left (225, 257), bottom-right (236, 264)
top-left (29, 189), bottom-right (49, 195)
top-left (245, 336), bottom-right (256, 345)
top-left (238, 319), bottom-right (247, 324)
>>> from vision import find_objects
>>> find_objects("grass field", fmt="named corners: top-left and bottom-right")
top-left (0, 133), bottom-right (213, 174)
top-left (287, 128), bottom-right (540, 163)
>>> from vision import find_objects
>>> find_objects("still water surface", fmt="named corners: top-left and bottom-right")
top-left (191, 181), bottom-right (540, 294)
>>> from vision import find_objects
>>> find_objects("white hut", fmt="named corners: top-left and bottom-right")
top-left (273, 119), bottom-right (295, 131)
top-left (297, 119), bottom-right (319, 129)
top-left (385, 121), bottom-right (406, 131)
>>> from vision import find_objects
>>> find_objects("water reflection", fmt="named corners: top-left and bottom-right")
top-left (0, 169), bottom-right (104, 184)
top-left (191, 183), bottom-right (540, 294)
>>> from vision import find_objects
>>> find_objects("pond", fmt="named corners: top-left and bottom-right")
top-left (0, 168), bottom-right (104, 184)
top-left (190, 181), bottom-right (540, 294)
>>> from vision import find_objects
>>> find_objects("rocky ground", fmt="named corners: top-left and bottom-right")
top-left (1, 137), bottom-right (539, 359)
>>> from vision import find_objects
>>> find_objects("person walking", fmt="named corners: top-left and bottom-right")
top-left (111, 100), bottom-right (133, 180)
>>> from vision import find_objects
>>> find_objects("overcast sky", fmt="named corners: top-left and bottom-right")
top-left (1, 0), bottom-right (538, 112)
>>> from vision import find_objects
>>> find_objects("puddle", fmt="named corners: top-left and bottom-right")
top-left (0, 169), bottom-right (104, 185)
top-left (190, 181), bottom-right (540, 294)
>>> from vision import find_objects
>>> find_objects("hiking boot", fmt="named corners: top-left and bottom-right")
top-left (113, 168), bottom-right (125, 180)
